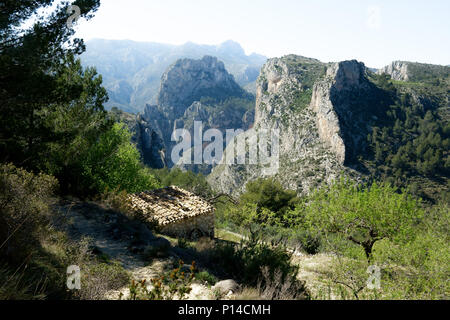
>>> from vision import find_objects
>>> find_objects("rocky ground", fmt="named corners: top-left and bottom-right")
top-left (55, 200), bottom-right (336, 300)
top-left (55, 200), bottom-right (239, 300)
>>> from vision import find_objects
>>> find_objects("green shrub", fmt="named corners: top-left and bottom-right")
top-left (299, 179), bottom-right (424, 260)
top-left (177, 237), bottom-right (190, 249)
top-left (208, 235), bottom-right (308, 299)
top-left (194, 271), bottom-right (218, 286)
top-left (0, 163), bottom-right (58, 264)
top-left (142, 241), bottom-right (171, 262)
top-left (82, 123), bottom-right (160, 195)
top-left (296, 231), bottom-right (321, 255)
top-left (151, 167), bottom-right (212, 198)
top-left (77, 262), bottom-right (130, 300)
top-left (257, 266), bottom-right (310, 300)
top-left (212, 236), bottom-right (300, 288)
top-left (218, 178), bottom-right (301, 235)
top-left (241, 178), bottom-right (299, 219)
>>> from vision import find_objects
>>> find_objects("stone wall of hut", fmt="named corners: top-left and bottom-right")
top-left (160, 213), bottom-right (215, 239)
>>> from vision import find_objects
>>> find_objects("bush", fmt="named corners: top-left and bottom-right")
top-left (216, 178), bottom-right (303, 247)
top-left (296, 231), bottom-right (321, 255)
top-left (211, 236), bottom-right (307, 298)
top-left (257, 267), bottom-right (309, 300)
top-left (81, 123), bottom-right (160, 195)
top-left (142, 240), bottom-right (171, 262)
top-left (240, 178), bottom-right (299, 220)
top-left (177, 237), bottom-right (191, 249)
top-left (98, 188), bottom-right (133, 214)
top-left (0, 163), bottom-right (58, 264)
top-left (77, 262), bottom-right (130, 300)
top-left (194, 271), bottom-right (218, 286)
top-left (151, 167), bottom-right (212, 198)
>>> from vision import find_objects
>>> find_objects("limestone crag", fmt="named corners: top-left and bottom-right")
top-left (208, 56), bottom-right (366, 196)
top-left (158, 56), bottom-right (250, 118)
top-left (311, 60), bottom-right (369, 165)
top-left (377, 61), bottom-right (409, 81)
top-left (133, 56), bottom-right (254, 169)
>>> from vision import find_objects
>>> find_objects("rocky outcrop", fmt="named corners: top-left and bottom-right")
top-left (208, 56), bottom-right (368, 196)
top-left (132, 56), bottom-right (254, 170)
top-left (377, 61), bottom-right (409, 81)
top-left (378, 61), bottom-right (450, 83)
top-left (157, 56), bottom-right (250, 118)
top-left (212, 280), bottom-right (241, 295)
top-left (135, 105), bottom-right (170, 168)
top-left (311, 60), bottom-right (368, 165)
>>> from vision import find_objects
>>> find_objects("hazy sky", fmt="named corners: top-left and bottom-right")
top-left (74, 0), bottom-right (450, 68)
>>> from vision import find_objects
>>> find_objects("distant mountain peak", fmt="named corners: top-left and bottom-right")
top-left (81, 39), bottom-right (267, 112)
top-left (157, 56), bottom-right (249, 117)
top-left (217, 40), bottom-right (245, 55)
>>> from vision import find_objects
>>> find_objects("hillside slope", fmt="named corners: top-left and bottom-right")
top-left (208, 56), bottom-right (449, 200)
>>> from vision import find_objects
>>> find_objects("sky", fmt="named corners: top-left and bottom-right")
top-left (74, 0), bottom-right (450, 68)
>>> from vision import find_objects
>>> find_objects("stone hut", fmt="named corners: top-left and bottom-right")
top-left (128, 186), bottom-right (214, 239)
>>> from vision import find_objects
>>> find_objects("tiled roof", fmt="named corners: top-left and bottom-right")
top-left (128, 186), bottom-right (214, 226)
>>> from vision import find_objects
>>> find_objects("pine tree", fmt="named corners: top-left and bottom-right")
top-left (0, 0), bottom-right (101, 167)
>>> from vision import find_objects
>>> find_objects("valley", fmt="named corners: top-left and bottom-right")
top-left (1, 1), bottom-right (448, 302)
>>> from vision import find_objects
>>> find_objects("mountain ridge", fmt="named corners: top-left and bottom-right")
top-left (81, 39), bottom-right (267, 113)
top-left (112, 55), bottom-right (255, 172)
top-left (208, 56), bottom-right (449, 200)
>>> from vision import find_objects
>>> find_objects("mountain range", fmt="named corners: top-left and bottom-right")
top-left (81, 39), bottom-right (267, 113)
top-left (104, 43), bottom-right (449, 202)
top-left (209, 57), bottom-right (449, 201)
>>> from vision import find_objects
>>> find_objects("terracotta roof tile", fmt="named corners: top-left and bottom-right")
top-left (128, 186), bottom-right (214, 226)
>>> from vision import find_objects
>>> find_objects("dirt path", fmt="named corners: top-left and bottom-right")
top-left (56, 202), bottom-right (335, 300)
top-left (56, 200), bottom-right (214, 300)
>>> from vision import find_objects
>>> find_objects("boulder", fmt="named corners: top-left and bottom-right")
top-left (212, 280), bottom-right (240, 294)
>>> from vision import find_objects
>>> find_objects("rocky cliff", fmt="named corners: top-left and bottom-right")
top-left (208, 56), bottom-right (375, 196)
top-left (131, 56), bottom-right (254, 171)
top-left (208, 55), bottom-right (450, 199)
top-left (110, 53), bottom-right (448, 199)
top-left (377, 61), bottom-right (410, 81)
top-left (157, 56), bottom-right (250, 118)
top-left (377, 61), bottom-right (450, 83)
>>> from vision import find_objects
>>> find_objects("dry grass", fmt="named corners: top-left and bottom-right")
top-left (232, 287), bottom-right (262, 300)
top-left (291, 253), bottom-right (342, 299)
top-left (257, 267), bottom-right (309, 300)
top-left (215, 229), bottom-right (243, 243)
top-left (77, 262), bottom-right (130, 300)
